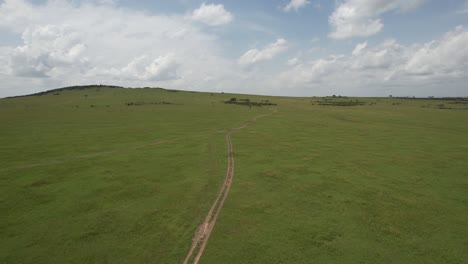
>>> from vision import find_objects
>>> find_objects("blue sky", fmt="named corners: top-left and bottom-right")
top-left (0, 0), bottom-right (467, 97)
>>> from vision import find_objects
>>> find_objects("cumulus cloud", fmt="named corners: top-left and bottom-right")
top-left (277, 26), bottom-right (468, 95)
top-left (189, 2), bottom-right (233, 26)
top-left (0, 0), bottom-right (238, 96)
top-left (350, 39), bottom-right (407, 70)
top-left (238, 38), bottom-right (288, 66)
top-left (404, 26), bottom-right (468, 77)
top-left (9, 24), bottom-right (89, 78)
top-left (280, 55), bottom-right (343, 85)
top-left (0, 0), bottom-right (466, 98)
top-left (108, 54), bottom-right (180, 81)
top-left (328, 0), bottom-right (425, 39)
top-left (282, 0), bottom-right (310, 12)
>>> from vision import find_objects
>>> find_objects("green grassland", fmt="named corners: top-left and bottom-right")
top-left (1, 86), bottom-right (467, 263)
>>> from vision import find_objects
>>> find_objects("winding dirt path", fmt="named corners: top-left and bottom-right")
top-left (183, 113), bottom-right (272, 264)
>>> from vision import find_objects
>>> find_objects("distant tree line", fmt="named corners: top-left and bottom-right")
top-left (317, 100), bottom-right (366, 106)
top-left (224, 98), bottom-right (277, 107)
top-left (389, 96), bottom-right (468, 101)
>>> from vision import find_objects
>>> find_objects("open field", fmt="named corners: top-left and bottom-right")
top-left (1, 86), bottom-right (467, 263)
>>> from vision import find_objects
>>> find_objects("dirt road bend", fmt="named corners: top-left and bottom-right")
top-left (183, 113), bottom-right (272, 264)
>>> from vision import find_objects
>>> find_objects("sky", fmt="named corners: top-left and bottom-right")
top-left (0, 0), bottom-right (467, 97)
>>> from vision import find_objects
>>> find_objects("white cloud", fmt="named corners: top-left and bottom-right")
top-left (0, 0), bottom-right (466, 98)
top-left (282, 0), bottom-right (310, 12)
top-left (8, 24), bottom-right (89, 78)
top-left (238, 38), bottom-right (288, 66)
top-left (0, 0), bottom-right (40, 32)
top-left (279, 55), bottom-right (343, 85)
top-left (0, 0), bottom-right (239, 97)
top-left (287, 57), bottom-right (299, 66)
top-left (105, 54), bottom-right (180, 81)
top-left (350, 39), bottom-right (407, 70)
top-left (404, 26), bottom-right (468, 77)
top-left (189, 2), bottom-right (233, 26)
top-left (278, 26), bottom-right (468, 96)
top-left (328, 0), bottom-right (425, 39)
top-left (352, 41), bottom-right (367, 56)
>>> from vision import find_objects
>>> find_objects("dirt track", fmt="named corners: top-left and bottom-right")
top-left (183, 113), bottom-right (271, 264)
top-left (4, 111), bottom-right (273, 264)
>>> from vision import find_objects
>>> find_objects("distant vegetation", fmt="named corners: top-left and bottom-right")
top-left (314, 98), bottom-right (367, 106)
top-left (224, 97), bottom-right (277, 107)
top-left (419, 98), bottom-right (468, 110)
top-left (392, 96), bottom-right (468, 101)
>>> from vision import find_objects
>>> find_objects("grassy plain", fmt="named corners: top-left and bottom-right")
top-left (1, 86), bottom-right (467, 263)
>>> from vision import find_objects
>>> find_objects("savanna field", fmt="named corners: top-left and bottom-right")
top-left (1, 86), bottom-right (467, 263)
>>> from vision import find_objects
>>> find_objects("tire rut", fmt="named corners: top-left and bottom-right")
top-left (183, 112), bottom-right (273, 264)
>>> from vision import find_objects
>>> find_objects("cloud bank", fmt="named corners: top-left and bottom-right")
top-left (0, 0), bottom-right (236, 96)
top-left (0, 0), bottom-right (466, 97)
top-left (279, 26), bottom-right (468, 96)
